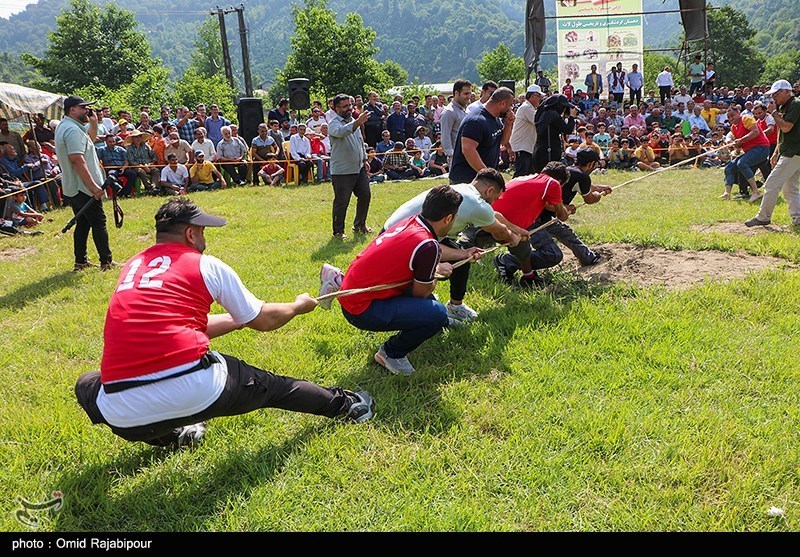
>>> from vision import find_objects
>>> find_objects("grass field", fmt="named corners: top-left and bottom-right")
top-left (2, 167), bottom-right (800, 532)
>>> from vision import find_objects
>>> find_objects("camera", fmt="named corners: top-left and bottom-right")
top-left (103, 171), bottom-right (124, 195)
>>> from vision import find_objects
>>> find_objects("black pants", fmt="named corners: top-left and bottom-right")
top-left (74, 352), bottom-right (351, 446)
top-left (513, 150), bottom-right (534, 177)
top-left (659, 86), bottom-right (672, 105)
top-left (66, 191), bottom-right (112, 266)
top-left (224, 163), bottom-right (248, 184)
top-left (293, 159), bottom-right (314, 183)
top-left (364, 124), bottom-right (383, 148)
top-left (630, 88), bottom-right (642, 106)
top-left (331, 168), bottom-right (371, 235)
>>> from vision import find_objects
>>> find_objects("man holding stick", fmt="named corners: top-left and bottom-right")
top-left (74, 197), bottom-right (374, 449)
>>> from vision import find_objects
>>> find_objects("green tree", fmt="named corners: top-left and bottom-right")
top-left (190, 17), bottom-right (223, 78)
top-left (706, 4), bottom-right (766, 88)
top-left (21, 0), bottom-right (153, 92)
top-left (173, 68), bottom-right (237, 120)
top-left (380, 60), bottom-right (409, 87)
top-left (761, 51), bottom-right (800, 85)
top-left (276, 0), bottom-right (393, 102)
top-left (75, 65), bottom-right (174, 115)
top-left (476, 43), bottom-right (524, 84)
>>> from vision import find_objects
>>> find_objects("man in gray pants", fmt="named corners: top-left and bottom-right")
top-left (328, 93), bottom-right (372, 240)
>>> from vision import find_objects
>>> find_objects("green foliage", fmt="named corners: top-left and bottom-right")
top-left (190, 16), bottom-right (224, 79)
top-left (761, 51), bottom-right (800, 86)
top-left (476, 43), bottom-right (524, 84)
top-left (643, 52), bottom-right (677, 94)
top-left (74, 64), bottom-right (173, 115)
top-left (173, 67), bottom-right (237, 120)
top-left (380, 60), bottom-right (409, 87)
top-left (706, 5), bottom-right (766, 89)
top-left (20, 0), bottom-right (153, 92)
top-left (398, 78), bottom-right (437, 101)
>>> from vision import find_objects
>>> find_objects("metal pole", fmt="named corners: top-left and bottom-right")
top-left (212, 7), bottom-right (235, 91)
top-left (235, 4), bottom-right (253, 97)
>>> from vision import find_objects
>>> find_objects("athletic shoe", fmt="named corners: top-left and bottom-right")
top-left (517, 272), bottom-right (544, 289)
top-left (318, 263), bottom-right (344, 310)
top-left (352, 225), bottom-right (373, 235)
top-left (447, 316), bottom-right (468, 328)
top-left (333, 232), bottom-right (347, 240)
top-left (374, 345), bottom-right (415, 375)
top-left (581, 253), bottom-right (602, 266)
top-left (173, 421), bottom-right (207, 448)
top-left (100, 261), bottom-right (122, 272)
top-left (73, 261), bottom-right (99, 272)
top-left (493, 254), bottom-right (514, 285)
top-left (446, 301), bottom-right (478, 322)
top-left (744, 217), bottom-right (771, 227)
top-left (344, 390), bottom-right (375, 423)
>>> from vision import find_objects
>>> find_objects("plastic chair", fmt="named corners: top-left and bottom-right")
top-left (283, 140), bottom-right (314, 185)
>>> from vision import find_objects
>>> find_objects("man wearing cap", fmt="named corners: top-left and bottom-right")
top-left (55, 96), bottom-right (115, 271)
top-left (412, 125), bottom-right (432, 161)
top-left (164, 131), bottom-right (193, 165)
top-left (509, 84), bottom-right (543, 177)
top-left (74, 197), bottom-right (374, 449)
top-left (125, 129), bottom-right (158, 193)
top-left (188, 150), bottom-right (226, 191)
top-left (746, 80), bottom-right (800, 227)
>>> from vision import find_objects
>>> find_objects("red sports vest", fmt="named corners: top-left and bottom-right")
top-left (757, 117), bottom-right (778, 146)
top-left (340, 216), bottom-right (437, 315)
top-left (101, 243), bottom-right (214, 382)
top-left (733, 118), bottom-right (769, 152)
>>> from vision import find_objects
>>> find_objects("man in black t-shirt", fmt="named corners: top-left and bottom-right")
top-left (496, 149), bottom-right (612, 276)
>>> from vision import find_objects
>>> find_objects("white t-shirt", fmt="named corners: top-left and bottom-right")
top-left (383, 182), bottom-right (496, 238)
top-left (160, 164), bottom-right (189, 184)
top-left (96, 255), bottom-right (263, 428)
top-left (466, 100), bottom-right (485, 114)
top-left (191, 139), bottom-right (216, 160)
top-left (656, 71), bottom-right (674, 87)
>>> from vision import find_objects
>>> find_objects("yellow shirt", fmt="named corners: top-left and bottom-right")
top-left (700, 107), bottom-right (720, 127)
top-left (190, 160), bottom-right (216, 183)
top-left (634, 145), bottom-right (655, 162)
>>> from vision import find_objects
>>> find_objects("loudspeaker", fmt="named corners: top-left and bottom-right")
top-left (499, 80), bottom-right (516, 94)
top-left (288, 78), bottom-right (311, 110)
top-left (237, 97), bottom-right (264, 145)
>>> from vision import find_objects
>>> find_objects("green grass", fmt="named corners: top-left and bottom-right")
top-left (3, 168), bottom-right (800, 532)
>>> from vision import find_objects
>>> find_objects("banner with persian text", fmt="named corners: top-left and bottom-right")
top-left (556, 0), bottom-right (644, 93)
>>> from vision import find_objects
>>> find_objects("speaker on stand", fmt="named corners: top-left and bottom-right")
top-left (237, 97), bottom-right (264, 146)
top-left (288, 78), bottom-right (311, 111)
top-left (498, 80), bottom-right (516, 94)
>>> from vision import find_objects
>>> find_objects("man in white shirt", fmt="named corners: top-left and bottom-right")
top-left (656, 66), bottom-right (675, 105)
top-left (191, 127), bottom-right (216, 161)
top-left (158, 153), bottom-right (190, 194)
top-left (673, 85), bottom-right (693, 108)
top-left (289, 123), bottom-right (314, 184)
top-left (306, 107), bottom-right (327, 134)
top-left (509, 84), bottom-right (543, 177)
top-left (466, 81), bottom-right (498, 114)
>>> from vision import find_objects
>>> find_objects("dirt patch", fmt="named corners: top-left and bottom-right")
top-left (691, 222), bottom-right (794, 237)
top-left (0, 246), bottom-right (36, 261)
top-left (561, 243), bottom-right (795, 290)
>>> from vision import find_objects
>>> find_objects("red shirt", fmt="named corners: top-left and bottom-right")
top-left (101, 243), bottom-right (213, 383)
top-left (490, 174), bottom-right (564, 229)
top-left (732, 115), bottom-right (769, 152)
top-left (757, 117), bottom-right (778, 146)
top-left (340, 216), bottom-right (439, 315)
top-left (562, 84), bottom-right (574, 101)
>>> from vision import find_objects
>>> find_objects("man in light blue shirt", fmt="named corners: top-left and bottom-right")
top-left (688, 106), bottom-right (711, 134)
top-left (625, 63), bottom-right (644, 106)
top-left (328, 93), bottom-right (372, 240)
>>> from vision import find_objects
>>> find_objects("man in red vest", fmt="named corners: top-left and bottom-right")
top-left (339, 185), bottom-right (462, 376)
top-left (75, 198), bottom-right (374, 448)
top-left (720, 105), bottom-right (771, 203)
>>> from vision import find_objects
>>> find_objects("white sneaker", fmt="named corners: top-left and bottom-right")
top-left (318, 263), bottom-right (343, 310)
top-left (374, 345), bottom-right (415, 375)
top-left (446, 301), bottom-right (478, 322)
top-left (173, 422), bottom-right (207, 448)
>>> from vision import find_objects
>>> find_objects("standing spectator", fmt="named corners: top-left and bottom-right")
top-left (509, 84), bottom-right (543, 177)
top-left (386, 101), bottom-right (406, 144)
top-left (534, 70), bottom-right (551, 94)
top-left (289, 123), bottom-right (314, 184)
top-left (362, 91), bottom-right (386, 148)
top-left (55, 96), bottom-right (114, 271)
top-left (404, 105), bottom-right (426, 141)
top-left (754, 102), bottom-right (778, 158)
top-left (625, 63), bottom-right (644, 106)
top-left (562, 78), bottom-right (575, 101)
top-left (440, 79), bottom-right (472, 165)
top-left (173, 106), bottom-right (199, 144)
top-left (704, 62), bottom-right (716, 94)
top-left (217, 125), bottom-right (249, 186)
top-left (328, 94), bottom-right (371, 240)
top-left (583, 65), bottom-right (603, 100)
top-left (656, 66), bottom-right (674, 105)
top-left (746, 80), bottom-right (800, 226)
top-left (125, 130), bottom-right (159, 193)
top-left (467, 81), bottom-right (498, 114)
top-left (267, 98), bottom-right (290, 126)
top-left (267, 120), bottom-right (286, 160)
top-left (450, 87), bottom-right (516, 184)
top-left (607, 66), bottom-right (625, 104)
top-left (413, 126), bottom-right (433, 161)
top-left (306, 106), bottom-right (327, 134)
top-left (204, 104), bottom-right (230, 147)
top-left (148, 125), bottom-right (168, 166)
top-left (0, 117), bottom-right (25, 162)
top-left (688, 55), bottom-right (705, 95)
top-left (533, 94), bottom-right (577, 172)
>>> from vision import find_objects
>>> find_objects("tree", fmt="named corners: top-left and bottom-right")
top-left (173, 68), bottom-right (237, 121)
top-left (380, 60), bottom-right (409, 87)
top-left (706, 4), bottom-right (766, 88)
top-left (476, 43), bottom-right (524, 84)
top-left (21, 0), bottom-right (154, 92)
top-left (761, 51), bottom-right (800, 85)
top-left (275, 0), bottom-right (393, 102)
top-left (75, 65), bottom-right (174, 115)
top-left (190, 17), bottom-right (224, 78)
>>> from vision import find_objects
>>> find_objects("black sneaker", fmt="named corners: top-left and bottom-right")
top-left (517, 272), bottom-right (544, 289)
top-left (493, 254), bottom-right (514, 285)
top-left (581, 253), bottom-right (602, 266)
top-left (744, 217), bottom-right (771, 227)
top-left (344, 391), bottom-right (375, 423)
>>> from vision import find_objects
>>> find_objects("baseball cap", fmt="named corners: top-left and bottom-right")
top-left (63, 95), bottom-right (94, 112)
top-left (766, 79), bottom-right (792, 95)
top-left (194, 150), bottom-right (205, 157)
top-left (156, 205), bottom-right (227, 231)
top-left (526, 84), bottom-right (542, 95)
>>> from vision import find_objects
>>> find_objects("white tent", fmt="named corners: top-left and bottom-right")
top-left (0, 82), bottom-right (65, 121)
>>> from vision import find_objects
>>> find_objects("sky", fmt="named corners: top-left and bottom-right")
top-left (0, 0), bottom-right (35, 19)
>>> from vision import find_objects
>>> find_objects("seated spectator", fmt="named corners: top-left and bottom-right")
top-left (365, 147), bottom-right (385, 183)
top-left (125, 129), bottom-right (159, 193)
top-left (216, 125), bottom-right (249, 186)
top-left (3, 187), bottom-right (43, 227)
top-left (413, 126), bottom-right (433, 161)
top-left (164, 131), bottom-right (193, 165)
top-left (383, 141), bottom-right (416, 180)
top-left (0, 144), bottom-right (49, 210)
top-left (606, 138), bottom-right (627, 169)
top-left (251, 123), bottom-right (278, 187)
top-left (188, 150), bottom-right (226, 191)
top-left (409, 148), bottom-right (430, 178)
top-left (404, 137), bottom-right (418, 156)
top-left (306, 106), bottom-right (327, 134)
top-left (594, 123), bottom-right (611, 155)
top-left (158, 153), bottom-right (190, 194)
top-left (308, 127), bottom-right (330, 182)
top-left (579, 132), bottom-right (605, 170)
top-left (23, 139), bottom-right (61, 208)
top-left (191, 127), bottom-right (216, 161)
top-left (427, 141), bottom-right (448, 176)
top-left (634, 141), bottom-right (661, 171)
top-left (257, 153), bottom-right (285, 186)
top-left (23, 113), bottom-right (54, 145)
top-left (289, 123), bottom-right (315, 184)
top-left (668, 134), bottom-right (691, 165)
top-left (375, 130), bottom-right (394, 160)
top-left (267, 120), bottom-right (286, 161)
top-left (702, 139), bottom-right (723, 168)
top-left (96, 134), bottom-right (137, 197)
top-left (563, 137), bottom-right (580, 166)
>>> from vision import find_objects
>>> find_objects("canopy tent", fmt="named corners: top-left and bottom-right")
top-left (0, 82), bottom-right (65, 121)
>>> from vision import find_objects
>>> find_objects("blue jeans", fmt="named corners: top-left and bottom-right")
top-left (342, 292), bottom-right (448, 358)
top-left (724, 145), bottom-right (770, 186)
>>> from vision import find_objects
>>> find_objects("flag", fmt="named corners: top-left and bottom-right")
top-left (524, 0), bottom-right (546, 82)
